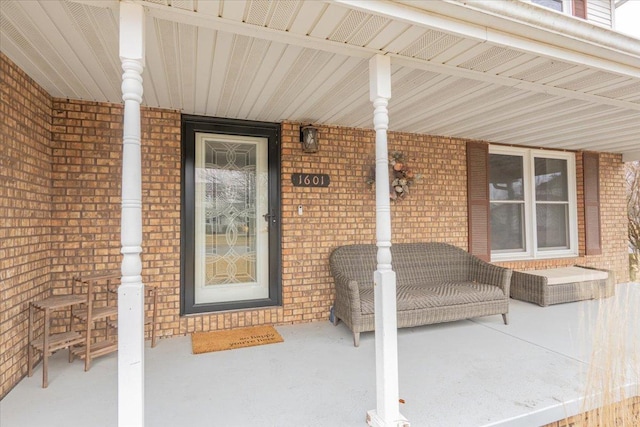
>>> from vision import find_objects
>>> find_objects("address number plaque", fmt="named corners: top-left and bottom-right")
top-left (291, 173), bottom-right (330, 188)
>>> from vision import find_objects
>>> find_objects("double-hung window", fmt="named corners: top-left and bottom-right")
top-left (531, 0), bottom-right (566, 12)
top-left (489, 146), bottom-right (578, 261)
top-left (529, 0), bottom-right (587, 19)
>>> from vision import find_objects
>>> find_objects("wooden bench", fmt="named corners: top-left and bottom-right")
top-left (510, 266), bottom-right (614, 307)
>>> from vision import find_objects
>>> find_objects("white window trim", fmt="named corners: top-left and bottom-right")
top-left (489, 145), bottom-right (578, 262)
top-left (527, 0), bottom-right (572, 14)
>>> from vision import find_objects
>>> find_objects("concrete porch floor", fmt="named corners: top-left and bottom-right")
top-left (2, 283), bottom-right (638, 427)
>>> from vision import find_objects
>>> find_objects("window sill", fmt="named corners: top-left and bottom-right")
top-left (491, 250), bottom-right (579, 263)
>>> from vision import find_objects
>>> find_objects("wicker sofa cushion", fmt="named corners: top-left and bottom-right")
top-left (359, 282), bottom-right (506, 314)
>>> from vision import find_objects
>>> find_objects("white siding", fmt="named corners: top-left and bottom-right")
top-left (586, 0), bottom-right (613, 28)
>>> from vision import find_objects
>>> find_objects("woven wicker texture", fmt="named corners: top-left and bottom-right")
top-left (510, 267), bottom-right (615, 307)
top-left (329, 243), bottom-right (512, 345)
top-left (360, 282), bottom-right (505, 314)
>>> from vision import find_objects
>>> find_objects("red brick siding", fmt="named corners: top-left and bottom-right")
top-left (51, 114), bottom-right (625, 336)
top-left (0, 52), bottom-right (53, 398)
top-left (280, 123), bottom-right (469, 322)
top-left (0, 52), bottom-right (630, 397)
top-left (543, 396), bottom-right (639, 426)
top-left (48, 101), bottom-right (286, 339)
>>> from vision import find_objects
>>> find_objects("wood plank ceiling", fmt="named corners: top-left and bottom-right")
top-left (1, 0), bottom-right (639, 158)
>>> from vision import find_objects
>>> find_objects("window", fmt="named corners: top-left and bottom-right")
top-left (531, 0), bottom-right (571, 14)
top-left (532, 0), bottom-right (565, 12)
top-left (489, 146), bottom-right (578, 261)
top-left (529, 0), bottom-right (587, 19)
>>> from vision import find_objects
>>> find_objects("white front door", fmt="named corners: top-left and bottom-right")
top-left (193, 133), bottom-right (269, 304)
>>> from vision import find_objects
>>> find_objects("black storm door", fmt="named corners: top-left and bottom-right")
top-left (181, 116), bottom-right (281, 314)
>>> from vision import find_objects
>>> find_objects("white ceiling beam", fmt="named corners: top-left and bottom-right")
top-left (279, 54), bottom-right (357, 120)
top-left (421, 90), bottom-right (538, 134)
top-left (518, 121), bottom-right (640, 147)
top-left (459, 0), bottom-right (639, 55)
top-left (193, 27), bottom-right (217, 114)
top-left (0, 36), bottom-right (66, 98)
top-left (288, 1), bottom-right (329, 35)
top-left (66, 0), bottom-right (118, 8)
top-left (486, 107), bottom-right (633, 142)
top-left (226, 38), bottom-right (275, 119)
top-left (484, 52), bottom-right (537, 76)
top-left (345, 0), bottom-right (640, 72)
top-left (142, 1), bottom-right (373, 58)
top-left (388, 75), bottom-right (468, 126)
top-left (479, 103), bottom-right (615, 140)
top-left (441, 101), bottom-right (586, 140)
top-left (142, 14), bottom-right (170, 108)
top-left (565, 136), bottom-right (640, 152)
top-left (139, 1), bottom-right (640, 113)
top-left (578, 76), bottom-right (634, 94)
top-left (2, 1), bottom-right (87, 99)
top-left (237, 42), bottom-right (289, 119)
top-left (39, 0), bottom-right (118, 101)
top-left (390, 55), bottom-right (640, 112)
top-left (436, 95), bottom-right (573, 136)
top-left (309, 4), bottom-right (350, 39)
top-left (365, 20), bottom-right (410, 50)
top-left (219, 0), bottom-right (246, 21)
top-left (196, 0), bottom-right (221, 17)
top-left (391, 80), bottom-right (490, 129)
top-left (178, 23), bottom-right (197, 114)
top-left (304, 76), bottom-right (369, 122)
top-left (249, 44), bottom-right (307, 121)
top-left (316, 72), bottom-right (370, 123)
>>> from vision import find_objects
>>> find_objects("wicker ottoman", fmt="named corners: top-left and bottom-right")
top-left (510, 266), bottom-right (614, 307)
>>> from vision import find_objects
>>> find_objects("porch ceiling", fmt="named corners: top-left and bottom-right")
top-left (2, 0), bottom-right (639, 159)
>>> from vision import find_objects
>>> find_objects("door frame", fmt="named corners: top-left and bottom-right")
top-left (180, 115), bottom-right (281, 315)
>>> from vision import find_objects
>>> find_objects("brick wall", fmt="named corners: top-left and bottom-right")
top-left (280, 123), bottom-right (469, 323)
top-left (282, 123), bottom-right (628, 323)
top-left (47, 101), bottom-right (287, 339)
top-left (48, 101), bottom-right (186, 340)
top-left (543, 395), bottom-right (639, 427)
top-left (42, 108), bottom-right (632, 337)
top-left (0, 52), bottom-right (53, 398)
top-left (0, 51), bottom-right (630, 397)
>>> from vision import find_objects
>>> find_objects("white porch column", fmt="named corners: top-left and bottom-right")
top-left (366, 55), bottom-right (409, 427)
top-left (118, 2), bottom-right (145, 426)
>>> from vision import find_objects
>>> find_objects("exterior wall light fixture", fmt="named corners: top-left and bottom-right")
top-left (300, 125), bottom-right (319, 153)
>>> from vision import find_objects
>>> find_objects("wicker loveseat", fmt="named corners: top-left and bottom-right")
top-left (329, 243), bottom-right (512, 346)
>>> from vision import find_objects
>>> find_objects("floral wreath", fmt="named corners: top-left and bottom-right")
top-left (367, 151), bottom-right (421, 202)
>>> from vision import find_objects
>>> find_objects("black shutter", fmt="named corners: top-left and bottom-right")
top-left (467, 141), bottom-right (491, 261)
top-left (583, 152), bottom-right (602, 255)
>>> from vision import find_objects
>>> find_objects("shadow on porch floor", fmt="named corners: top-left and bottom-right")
top-left (2, 283), bottom-right (638, 427)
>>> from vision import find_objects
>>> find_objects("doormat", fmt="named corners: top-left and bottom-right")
top-left (191, 325), bottom-right (283, 354)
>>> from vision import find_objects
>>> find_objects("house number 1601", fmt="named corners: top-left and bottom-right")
top-left (291, 173), bottom-right (330, 188)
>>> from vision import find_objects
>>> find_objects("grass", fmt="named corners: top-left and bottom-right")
top-left (630, 254), bottom-right (638, 282)
top-left (572, 283), bottom-right (640, 426)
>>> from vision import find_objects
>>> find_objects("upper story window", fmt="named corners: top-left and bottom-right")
top-left (529, 0), bottom-right (588, 19)
top-left (489, 146), bottom-right (578, 261)
top-left (532, 0), bottom-right (566, 12)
